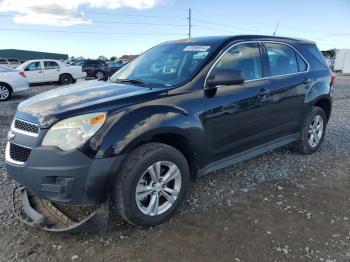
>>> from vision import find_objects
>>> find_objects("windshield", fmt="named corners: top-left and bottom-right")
top-left (110, 42), bottom-right (217, 87)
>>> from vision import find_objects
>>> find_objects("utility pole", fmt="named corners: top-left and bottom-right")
top-left (273, 21), bottom-right (279, 36)
top-left (188, 8), bottom-right (192, 39)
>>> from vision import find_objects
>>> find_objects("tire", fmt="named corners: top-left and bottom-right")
top-left (294, 106), bottom-right (327, 154)
top-left (95, 71), bottom-right (105, 80)
top-left (0, 84), bottom-right (11, 101)
top-left (59, 74), bottom-right (73, 85)
top-left (112, 142), bottom-right (190, 227)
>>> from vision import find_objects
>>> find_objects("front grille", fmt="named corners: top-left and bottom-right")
top-left (9, 143), bottom-right (31, 162)
top-left (14, 119), bottom-right (39, 134)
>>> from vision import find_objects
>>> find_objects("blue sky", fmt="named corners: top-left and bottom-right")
top-left (0, 0), bottom-right (349, 58)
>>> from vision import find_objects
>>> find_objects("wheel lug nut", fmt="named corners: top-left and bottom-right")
top-left (162, 184), bottom-right (166, 188)
top-left (152, 183), bottom-right (156, 187)
top-left (152, 191), bottom-right (156, 195)
top-left (159, 178), bottom-right (163, 183)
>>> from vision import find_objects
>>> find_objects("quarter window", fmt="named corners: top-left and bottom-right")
top-left (44, 61), bottom-right (60, 69)
top-left (296, 53), bottom-right (308, 72)
top-left (265, 43), bottom-right (299, 76)
top-left (26, 62), bottom-right (42, 71)
top-left (214, 43), bottom-right (263, 81)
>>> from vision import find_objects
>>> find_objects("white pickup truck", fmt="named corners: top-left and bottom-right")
top-left (17, 59), bottom-right (87, 85)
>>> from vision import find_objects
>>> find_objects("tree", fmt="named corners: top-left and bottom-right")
top-left (321, 49), bottom-right (336, 58)
top-left (97, 55), bottom-right (108, 61)
top-left (110, 56), bottom-right (117, 61)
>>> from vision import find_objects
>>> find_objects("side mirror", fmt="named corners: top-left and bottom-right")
top-left (206, 69), bottom-right (245, 88)
top-left (24, 68), bottom-right (30, 72)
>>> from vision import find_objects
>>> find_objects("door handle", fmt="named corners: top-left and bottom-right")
top-left (57, 69), bottom-right (60, 72)
top-left (303, 78), bottom-right (311, 85)
top-left (38, 71), bottom-right (43, 73)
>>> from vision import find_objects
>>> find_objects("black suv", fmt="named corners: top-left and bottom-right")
top-left (71, 59), bottom-right (110, 80)
top-left (6, 35), bottom-right (333, 231)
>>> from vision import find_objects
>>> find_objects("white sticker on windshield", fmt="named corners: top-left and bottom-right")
top-left (183, 45), bottom-right (211, 52)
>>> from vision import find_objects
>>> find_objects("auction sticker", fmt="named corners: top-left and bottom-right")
top-left (184, 45), bottom-right (211, 52)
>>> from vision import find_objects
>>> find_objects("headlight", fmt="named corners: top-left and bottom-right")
top-left (42, 112), bottom-right (106, 151)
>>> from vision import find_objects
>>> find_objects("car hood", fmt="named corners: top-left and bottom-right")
top-left (17, 80), bottom-right (164, 126)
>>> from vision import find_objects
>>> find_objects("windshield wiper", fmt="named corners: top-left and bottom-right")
top-left (115, 78), bottom-right (150, 87)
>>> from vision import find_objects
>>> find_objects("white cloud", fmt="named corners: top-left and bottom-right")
top-left (0, 0), bottom-right (164, 26)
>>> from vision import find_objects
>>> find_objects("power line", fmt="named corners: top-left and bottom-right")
top-left (0, 14), bottom-right (186, 27)
top-left (192, 18), bottom-right (271, 34)
top-left (0, 28), bottom-right (184, 36)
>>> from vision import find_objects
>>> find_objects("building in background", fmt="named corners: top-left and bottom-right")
top-left (334, 49), bottom-right (350, 74)
top-left (0, 49), bottom-right (68, 62)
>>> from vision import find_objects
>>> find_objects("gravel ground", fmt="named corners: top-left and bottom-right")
top-left (0, 77), bottom-right (349, 261)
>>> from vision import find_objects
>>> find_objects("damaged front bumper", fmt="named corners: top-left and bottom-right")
top-left (12, 186), bottom-right (109, 233)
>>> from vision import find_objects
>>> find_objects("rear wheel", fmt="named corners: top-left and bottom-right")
top-left (59, 74), bottom-right (73, 85)
top-left (0, 84), bottom-right (11, 101)
top-left (112, 142), bottom-right (190, 227)
top-left (294, 106), bottom-right (327, 154)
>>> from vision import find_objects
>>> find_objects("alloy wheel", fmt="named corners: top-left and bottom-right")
top-left (135, 161), bottom-right (182, 216)
top-left (0, 86), bottom-right (10, 100)
top-left (96, 71), bottom-right (104, 80)
top-left (308, 114), bottom-right (324, 148)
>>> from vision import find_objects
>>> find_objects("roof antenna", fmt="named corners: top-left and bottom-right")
top-left (273, 21), bottom-right (279, 36)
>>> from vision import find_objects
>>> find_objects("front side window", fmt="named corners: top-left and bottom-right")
top-left (0, 59), bottom-right (7, 64)
top-left (213, 43), bottom-right (263, 81)
top-left (265, 43), bottom-right (299, 76)
top-left (44, 61), bottom-right (60, 69)
top-left (26, 62), bottom-right (42, 71)
top-left (110, 42), bottom-right (218, 87)
top-left (71, 60), bottom-right (85, 66)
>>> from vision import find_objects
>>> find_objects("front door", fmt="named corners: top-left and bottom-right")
top-left (204, 42), bottom-right (273, 162)
top-left (24, 61), bottom-right (44, 83)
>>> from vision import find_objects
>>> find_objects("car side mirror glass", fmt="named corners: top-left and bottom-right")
top-left (206, 69), bottom-right (245, 88)
top-left (24, 68), bottom-right (30, 71)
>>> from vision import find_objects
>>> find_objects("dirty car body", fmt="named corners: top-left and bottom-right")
top-left (5, 35), bottom-right (333, 232)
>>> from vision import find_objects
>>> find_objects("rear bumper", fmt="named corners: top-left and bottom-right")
top-left (6, 144), bottom-right (124, 205)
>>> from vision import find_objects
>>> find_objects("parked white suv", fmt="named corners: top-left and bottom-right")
top-left (17, 59), bottom-right (87, 85)
top-left (0, 66), bottom-right (30, 101)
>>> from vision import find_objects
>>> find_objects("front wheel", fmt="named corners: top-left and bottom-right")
top-left (112, 142), bottom-right (190, 227)
top-left (294, 106), bottom-right (327, 154)
top-left (95, 71), bottom-right (105, 80)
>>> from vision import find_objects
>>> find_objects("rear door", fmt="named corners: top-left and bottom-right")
top-left (262, 42), bottom-right (310, 138)
top-left (43, 61), bottom-right (61, 82)
top-left (204, 42), bottom-right (274, 162)
top-left (24, 61), bottom-right (44, 83)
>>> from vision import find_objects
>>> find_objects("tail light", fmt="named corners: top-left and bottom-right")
top-left (19, 72), bottom-right (26, 78)
top-left (331, 72), bottom-right (336, 87)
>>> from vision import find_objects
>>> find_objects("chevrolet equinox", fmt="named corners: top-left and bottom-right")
top-left (5, 35), bottom-right (333, 231)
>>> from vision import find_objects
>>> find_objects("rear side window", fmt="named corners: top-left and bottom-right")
top-left (87, 60), bottom-right (97, 66)
top-left (214, 43), bottom-right (262, 81)
top-left (265, 43), bottom-right (299, 76)
top-left (301, 44), bottom-right (329, 71)
top-left (0, 59), bottom-right (7, 64)
top-left (44, 61), bottom-right (60, 69)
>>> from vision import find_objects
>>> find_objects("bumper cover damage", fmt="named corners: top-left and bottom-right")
top-left (13, 186), bottom-right (109, 233)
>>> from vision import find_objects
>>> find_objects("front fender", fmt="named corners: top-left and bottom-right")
top-left (91, 104), bottom-right (205, 159)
